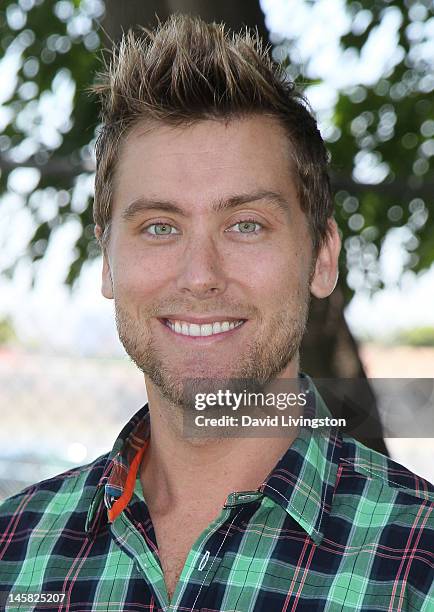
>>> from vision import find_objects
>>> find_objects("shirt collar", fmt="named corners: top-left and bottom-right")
top-left (85, 405), bottom-right (150, 533)
top-left (259, 375), bottom-right (342, 545)
top-left (86, 374), bottom-right (341, 544)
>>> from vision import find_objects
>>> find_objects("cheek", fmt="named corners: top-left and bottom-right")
top-left (229, 245), bottom-right (305, 308)
top-left (111, 243), bottom-right (170, 301)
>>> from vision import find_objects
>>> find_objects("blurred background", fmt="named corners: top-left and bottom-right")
top-left (0, 0), bottom-right (433, 501)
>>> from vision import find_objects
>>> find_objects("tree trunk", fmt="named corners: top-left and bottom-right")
top-left (102, 0), bottom-right (268, 44)
top-left (301, 279), bottom-right (389, 455)
top-left (100, 0), bottom-right (388, 456)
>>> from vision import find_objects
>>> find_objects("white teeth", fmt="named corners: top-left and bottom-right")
top-left (201, 324), bottom-right (213, 336)
top-left (166, 319), bottom-right (244, 337)
top-left (189, 323), bottom-right (201, 336)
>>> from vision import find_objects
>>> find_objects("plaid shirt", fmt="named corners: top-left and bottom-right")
top-left (1, 378), bottom-right (433, 611)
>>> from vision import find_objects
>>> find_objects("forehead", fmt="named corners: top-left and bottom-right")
top-left (112, 115), bottom-right (298, 212)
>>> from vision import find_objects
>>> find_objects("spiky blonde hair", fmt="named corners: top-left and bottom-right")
top-left (92, 14), bottom-right (333, 251)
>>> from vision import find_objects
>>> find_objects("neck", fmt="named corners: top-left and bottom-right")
top-left (139, 361), bottom-right (302, 515)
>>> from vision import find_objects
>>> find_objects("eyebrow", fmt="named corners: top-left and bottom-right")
top-left (121, 190), bottom-right (291, 222)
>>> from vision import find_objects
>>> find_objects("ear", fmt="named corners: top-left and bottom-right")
top-left (310, 218), bottom-right (341, 299)
top-left (95, 224), bottom-right (114, 300)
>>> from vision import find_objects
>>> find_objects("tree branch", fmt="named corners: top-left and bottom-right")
top-left (330, 173), bottom-right (433, 200)
top-left (2, 154), bottom-right (432, 200)
top-left (0, 154), bottom-right (93, 180)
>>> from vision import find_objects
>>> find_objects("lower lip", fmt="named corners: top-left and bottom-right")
top-left (158, 319), bottom-right (247, 343)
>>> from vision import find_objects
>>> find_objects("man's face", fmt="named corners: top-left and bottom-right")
top-left (97, 115), bottom-right (339, 409)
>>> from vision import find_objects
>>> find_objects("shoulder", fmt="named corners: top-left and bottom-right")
top-left (339, 435), bottom-right (434, 504)
top-left (335, 436), bottom-right (434, 603)
top-left (0, 453), bottom-right (109, 529)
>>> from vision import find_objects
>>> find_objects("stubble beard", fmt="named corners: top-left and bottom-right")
top-left (114, 282), bottom-right (311, 413)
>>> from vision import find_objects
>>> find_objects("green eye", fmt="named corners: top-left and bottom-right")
top-left (226, 219), bottom-right (264, 235)
top-left (228, 219), bottom-right (263, 234)
top-left (146, 223), bottom-right (177, 236)
top-left (237, 221), bottom-right (259, 233)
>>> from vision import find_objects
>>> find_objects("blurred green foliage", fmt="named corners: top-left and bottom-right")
top-left (0, 0), bottom-right (433, 300)
top-left (334, 10), bottom-right (433, 301)
top-left (397, 326), bottom-right (434, 346)
top-left (0, 316), bottom-right (16, 344)
top-left (0, 0), bottom-right (102, 284)
top-left (276, 0), bottom-right (434, 303)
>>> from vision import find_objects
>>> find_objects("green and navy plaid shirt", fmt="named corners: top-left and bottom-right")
top-left (0, 379), bottom-right (433, 611)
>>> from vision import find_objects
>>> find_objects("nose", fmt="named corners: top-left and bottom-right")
top-left (175, 233), bottom-right (227, 299)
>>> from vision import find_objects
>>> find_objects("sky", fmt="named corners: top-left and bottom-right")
top-left (0, 0), bottom-right (433, 356)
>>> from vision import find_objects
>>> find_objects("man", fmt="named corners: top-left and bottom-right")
top-left (0, 14), bottom-right (433, 612)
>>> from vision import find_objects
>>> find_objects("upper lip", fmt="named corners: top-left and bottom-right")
top-left (159, 315), bottom-right (247, 324)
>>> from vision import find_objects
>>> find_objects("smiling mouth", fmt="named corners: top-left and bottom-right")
top-left (161, 318), bottom-right (247, 338)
